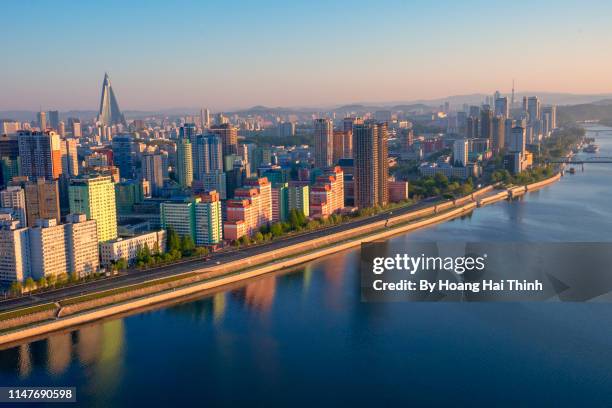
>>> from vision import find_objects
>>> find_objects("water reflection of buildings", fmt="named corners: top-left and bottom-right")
top-left (47, 333), bottom-right (71, 375)
top-left (243, 276), bottom-right (276, 313)
top-left (323, 254), bottom-right (347, 288)
top-left (166, 292), bottom-right (227, 323)
top-left (302, 265), bottom-right (313, 295)
top-left (0, 319), bottom-right (124, 380)
top-left (213, 292), bottom-right (226, 322)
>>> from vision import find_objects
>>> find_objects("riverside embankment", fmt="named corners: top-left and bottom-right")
top-left (0, 174), bottom-right (561, 346)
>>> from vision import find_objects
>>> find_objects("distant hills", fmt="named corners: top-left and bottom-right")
top-left (416, 92), bottom-right (612, 107)
top-left (557, 101), bottom-right (612, 123)
top-left (4, 92), bottom-right (612, 122)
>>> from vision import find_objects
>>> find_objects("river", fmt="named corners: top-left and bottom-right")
top-left (1, 126), bottom-right (611, 406)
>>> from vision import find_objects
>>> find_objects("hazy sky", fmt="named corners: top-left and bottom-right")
top-left (2, 0), bottom-right (612, 111)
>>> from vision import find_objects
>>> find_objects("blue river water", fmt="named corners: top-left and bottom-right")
top-left (0, 126), bottom-right (611, 406)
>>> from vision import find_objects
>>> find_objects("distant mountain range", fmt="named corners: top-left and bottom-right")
top-left (4, 92), bottom-right (612, 122)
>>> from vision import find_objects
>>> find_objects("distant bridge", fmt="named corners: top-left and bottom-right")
top-left (547, 157), bottom-right (612, 164)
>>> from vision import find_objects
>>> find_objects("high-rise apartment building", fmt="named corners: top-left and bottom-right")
top-left (64, 213), bottom-right (100, 278)
top-left (111, 135), bottom-right (134, 179)
top-left (200, 171), bottom-right (227, 200)
top-left (480, 107), bottom-right (493, 141)
top-left (343, 117), bottom-right (364, 133)
top-left (0, 186), bottom-right (27, 227)
top-left (400, 128), bottom-right (414, 151)
top-left (115, 180), bottom-right (144, 214)
top-left (527, 97), bottom-right (541, 123)
top-left (491, 116), bottom-right (505, 152)
top-left (37, 111), bottom-right (47, 130)
top-left (353, 122), bottom-right (389, 209)
top-left (288, 183), bottom-right (309, 217)
top-left (200, 108), bottom-right (211, 129)
top-left (160, 199), bottom-right (196, 240)
top-left (180, 123), bottom-right (197, 143)
top-left (48, 111), bottom-right (60, 130)
top-left (61, 138), bottom-right (79, 177)
top-left (195, 191), bottom-right (223, 246)
top-left (278, 121), bottom-right (295, 138)
top-left (28, 218), bottom-right (68, 280)
top-left (24, 178), bottom-right (60, 227)
top-left (210, 124), bottom-right (238, 157)
top-left (176, 137), bottom-right (193, 188)
top-left (466, 116), bottom-right (479, 139)
top-left (69, 175), bottom-right (117, 242)
top-left (494, 97), bottom-right (509, 118)
top-left (142, 153), bottom-right (164, 196)
top-left (453, 139), bottom-right (469, 167)
top-left (224, 177), bottom-right (272, 240)
top-left (0, 134), bottom-right (20, 187)
top-left (332, 130), bottom-right (352, 163)
top-left (469, 105), bottom-right (481, 118)
top-left (29, 215), bottom-right (99, 280)
top-left (504, 119), bottom-right (515, 148)
top-left (541, 106), bottom-right (557, 130)
top-left (69, 118), bottom-right (82, 138)
top-left (17, 130), bottom-right (63, 180)
top-left (0, 218), bottom-right (30, 282)
top-left (271, 183), bottom-right (289, 223)
top-left (309, 167), bottom-right (344, 217)
top-left (243, 177), bottom-right (272, 225)
top-left (509, 127), bottom-right (526, 153)
top-left (313, 118), bottom-right (333, 168)
top-left (193, 134), bottom-right (223, 179)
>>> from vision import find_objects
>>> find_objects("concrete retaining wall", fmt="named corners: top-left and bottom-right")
top-left (58, 274), bottom-right (206, 317)
top-left (508, 185), bottom-right (527, 197)
top-left (0, 309), bottom-right (57, 332)
top-left (0, 200), bottom-right (479, 346)
top-left (477, 191), bottom-right (509, 207)
top-left (525, 173), bottom-right (561, 191)
top-left (472, 184), bottom-right (495, 199)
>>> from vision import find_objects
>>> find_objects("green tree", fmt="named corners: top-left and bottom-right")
top-left (24, 277), bottom-right (36, 292)
top-left (434, 172), bottom-right (449, 188)
top-left (46, 274), bottom-right (57, 287)
top-left (306, 220), bottom-right (319, 230)
top-left (70, 272), bottom-right (80, 283)
top-left (254, 232), bottom-right (264, 243)
top-left (141, 243), bottom-right (153, 264)
top-left (195, 247), bottom-right (209, 256)
top-left (56, 273), bottom-right (68, 286)
top-left (115, 258), bottom-right (128, 271)
top-left (169, 249), bottom-right (182, 260)
top-left (9, 281), bottom-right (22, 296)
top-left (289, 209), bottom-right (300, 230)
top-left (180, 235), bottom-right (196, 256)
top-left (270, 223), bottom-right (283, 237)
top-left (167, 226), bottom-right (181, 252)
top-left (37, 276), bottom-right (48, 289)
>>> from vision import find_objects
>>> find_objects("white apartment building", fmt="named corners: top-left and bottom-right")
top-left (0, 218), bottom-right (30, 282)
top-left (100, 230), bottom-right (167, 266)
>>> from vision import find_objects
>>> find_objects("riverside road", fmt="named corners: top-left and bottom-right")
top-left (0, 197), bottom-right (442, 313)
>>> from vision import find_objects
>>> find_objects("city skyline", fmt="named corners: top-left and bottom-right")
top-left (3, 0), bottom-right (612, 111)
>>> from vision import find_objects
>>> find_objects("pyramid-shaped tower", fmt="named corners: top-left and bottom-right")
top-left (97, 73), bottom-right (126, 127)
